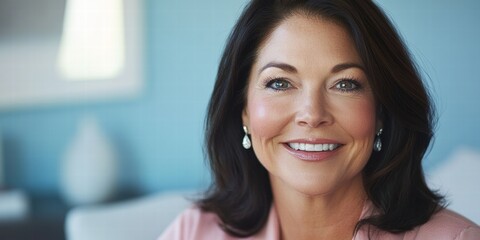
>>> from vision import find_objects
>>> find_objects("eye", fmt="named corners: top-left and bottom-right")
top-left (266, 78), bottom-right (292, 91)
top-left (334, 79), bottom-right (361, 92)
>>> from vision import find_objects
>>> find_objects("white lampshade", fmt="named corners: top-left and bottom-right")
top-left (57, 0), bottom-right (125, 80)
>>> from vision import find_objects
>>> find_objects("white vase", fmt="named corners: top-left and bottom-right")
top-left (0, 130), bottom-right (4, 188)
top-left (60, 116), bottom-right (117, 206)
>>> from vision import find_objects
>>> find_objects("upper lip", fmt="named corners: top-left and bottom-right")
top-left (284, 138), bottom-right (343, 144)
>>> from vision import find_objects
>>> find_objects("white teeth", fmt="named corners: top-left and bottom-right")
top-left (305, 144), bottom-right (314, 151)
top-left (288, 143), bottom-right (340, 152)
top-left (329, 144), bottom-right (335, 151)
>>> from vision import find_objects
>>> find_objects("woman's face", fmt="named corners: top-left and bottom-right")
top-left (242, 14), bottom-right (379, 196)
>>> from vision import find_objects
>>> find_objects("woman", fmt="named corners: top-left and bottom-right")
top-left (159, 0), bottom-right (480, 239)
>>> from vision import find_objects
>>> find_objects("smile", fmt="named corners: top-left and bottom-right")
top-left (287, 143), bottom-right (341, 152)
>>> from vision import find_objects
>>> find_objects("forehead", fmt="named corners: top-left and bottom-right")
top-left (253, 14), bottom-right (363, 71)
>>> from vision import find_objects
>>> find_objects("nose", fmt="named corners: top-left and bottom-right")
top-left (295, 90), bottom-right (333, 128)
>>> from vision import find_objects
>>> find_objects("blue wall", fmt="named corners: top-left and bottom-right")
top-left (0, 0), bottom-right (479, 197)
top-left (376, 0), bottom-right (480, 169)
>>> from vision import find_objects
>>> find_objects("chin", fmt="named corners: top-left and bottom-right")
top-left (272, 169), bottom-right (364, 198)
top-left (275, 173), bottom-right (340, 197)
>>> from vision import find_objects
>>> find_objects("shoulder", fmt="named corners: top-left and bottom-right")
top-left (157, 205), bottom-right (229, 240)
top-left (407, 208), bottom-right (480, 239)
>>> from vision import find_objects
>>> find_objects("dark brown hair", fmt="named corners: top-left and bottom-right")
top-left (199, 0), bottom-right (444, 237)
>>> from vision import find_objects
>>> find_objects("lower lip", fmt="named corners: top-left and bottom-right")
top-left (283, 144), bottom-right (340, 162)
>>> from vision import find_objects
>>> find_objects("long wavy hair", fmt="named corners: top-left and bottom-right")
top-left (198, 0), bottom-right (444, 237)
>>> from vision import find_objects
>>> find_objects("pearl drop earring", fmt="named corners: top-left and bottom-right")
top-left (374, 128), bottom-right (383, 152)
top-left (242, 126), bottom-right (251, 149)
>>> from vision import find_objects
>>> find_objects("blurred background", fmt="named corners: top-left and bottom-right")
top-left (0, 0), bottom-right (479, 238)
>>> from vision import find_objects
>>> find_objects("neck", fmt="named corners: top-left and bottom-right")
top-left (272, 175), bottom-right (367, 240)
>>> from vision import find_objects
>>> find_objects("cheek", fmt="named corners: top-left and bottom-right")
top-left (337, 98), bottom-right (377, 141)
top-left (246, 94), bottom-right (290, 141)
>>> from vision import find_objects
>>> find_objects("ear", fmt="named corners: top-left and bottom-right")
top-left (242, 107), bottom-right (249, 128)
top-left (376, 119), bottom-right (383, 133)
top-left (376, 107), bottom-right (383, 132)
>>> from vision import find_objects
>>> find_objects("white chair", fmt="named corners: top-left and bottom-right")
top-left (65, 147), bottom-right (480, 240)
top-left (65, 190), bottom-right (195, 240)
top-left (427, 147), bottom-right (480, 224)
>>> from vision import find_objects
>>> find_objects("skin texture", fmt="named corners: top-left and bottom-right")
top-left (242, 14), bottom-right (381, 239)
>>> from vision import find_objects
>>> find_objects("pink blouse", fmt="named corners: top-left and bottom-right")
top-left (158, 202), bottom-right (480, 240)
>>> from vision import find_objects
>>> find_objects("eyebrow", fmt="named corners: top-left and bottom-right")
top-left (258, 62), bottom-right (298, 75)
top-left (258, 61), bottom-right (365, 75)
top-left (331, 62), bottom-right (365, 73)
